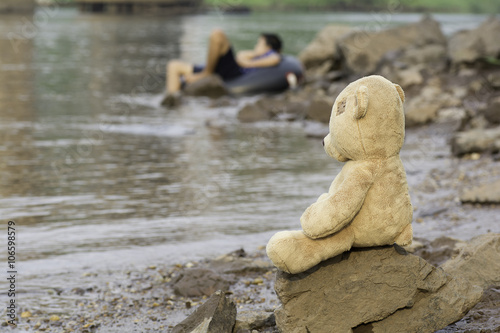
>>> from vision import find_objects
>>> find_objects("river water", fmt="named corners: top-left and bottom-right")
top-left (0, 7), bottom-right (495, 320)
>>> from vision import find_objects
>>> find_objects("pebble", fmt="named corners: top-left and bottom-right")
top-left (21, 311), bottom-right (32, 318)
top-left (252, 278), bottom-right (264, 285)
top-left (49, 315), bottom-right (60, 321)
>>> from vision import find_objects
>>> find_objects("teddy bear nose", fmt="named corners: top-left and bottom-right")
top-left (322, 139), bottom-right (325, 147)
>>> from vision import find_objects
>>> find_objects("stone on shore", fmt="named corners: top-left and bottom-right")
top-left (172, 291), bottom-right (236, 333)
top-left (460, 180), bottom-right (500, 204)
top-left (274, 245), bottom-right (482, 333)
top-left (305, 97), bottom-right (333, 123)
top-left (404, 83), bottom-right (460, 127)
top-left (441, 233), bottom-right (500, 289)
top-left (299, 25), bottom-right (352, 71)
top-left (237, 103), bottom-right (272, 123)
top-left (237, 96), bottom-right (308, 123)
top-left (233, 310), bottom-right (275, 333)
top-left (450, 126), bottom-right (500, 156)
top-left (184, 75), bottom-right (227, 98)
top-left (482, 96), bottom-right (500, 125)
top-left (338, 15), bottom-right (446, 75)
top-left (448, 16), bottom-right (500, 65)
top-left (173, 268), bottom-right (230, 297)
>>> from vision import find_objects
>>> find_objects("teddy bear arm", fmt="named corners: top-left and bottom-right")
top-left (300, 166), bottom-right (374, 239)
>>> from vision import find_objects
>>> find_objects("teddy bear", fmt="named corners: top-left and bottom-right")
top-left (266, 75), bottom-right (413, 274)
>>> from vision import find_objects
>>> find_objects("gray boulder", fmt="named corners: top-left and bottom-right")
top-left (404, 84), bottom-right (461, 127)
top-left (184, 75), bottom-right (228, 98)
top-left (237, 103), bottom-right (272, 123)
top-left (338, 15), bottom-right (446, 75)
top-left (237, 96), bottom-right (308, 123)
top-left (487, 71), bottom-right (500, 89)
top-left (460, 180), bottom-right (500, 204)
top-left (448, 16), bottom-right (500, 65)
top-left (451, 126), bottom-right (500, 156)
top-left (299, 25), bottom-right (352, 71)
top-left (172, 291), bottom-right (236, 333)
top-left (305, 97), bottom-right (333, 123)
top-left (482, 96), bottom-right (500, 124)
top-left (441, 233), bottom-right (500, 289)
top-left (274, 245), bottom-right (482, 333)
top-left (173, 268), bottom-right (230, 297)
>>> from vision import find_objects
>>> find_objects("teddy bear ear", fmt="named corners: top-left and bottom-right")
top-left (354, 85), bottom-right (369, 119)
top-left (394, 84), bottom-right (405, 103)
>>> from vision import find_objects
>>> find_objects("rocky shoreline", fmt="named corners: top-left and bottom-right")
top-left (11, 234), bottom-right (500, 332)
top-left (231, 15), bottom-right (500, 162)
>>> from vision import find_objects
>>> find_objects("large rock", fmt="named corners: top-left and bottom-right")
top-left (299, 25), bottom-right (352, 70)
top-left (172, 291), bottom-right (236, 333)
top-left (441, 233), bottom-right (500, 289)
top-left (482, 96), bottom-right (500, 124)
top-left (487, 71), bottom-right (500, 89)
top-left (460, 180), bottom-right (500, 204)
top-left (274, 245), bottom-right (482, 333)
top-left (378, 44), bottom-right (447, 89)
top-left (338, 15), bottom-right (446, 75)
top-left (184, 75), bottom-right (227, 98)
top-left (404, 84), bottom-right (460, 127)
top-left (451, 126), bottom-right (500, 155)
top-left (173, 268), bottom-right (230, 297)
top-left (448, 17), bottom-right (500, 65)
top-left (305, 97), bottom-right (333, 123)
top-left (237, 96), bottom-right (308, 123)
top-left (237, 103), bottom-right (272, 123)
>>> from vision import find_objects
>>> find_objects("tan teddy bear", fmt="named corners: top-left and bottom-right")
top-left (266, 75), bottom-right (413, 274)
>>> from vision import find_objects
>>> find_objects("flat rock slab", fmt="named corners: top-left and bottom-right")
top-left (442, 233), bottom-right (500, 289)
top-left (451, 127), bottom-right (500, 156)
top-left (274, 245), bottom-right (482, 333)
top-left (172, 291), bottom-right (236, 333)
top-left (184, 75), bottom-right (227, 98)
top-left (461, 179), bottom-right (500, 204)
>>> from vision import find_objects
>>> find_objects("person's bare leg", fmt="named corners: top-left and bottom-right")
top-left (185, 28), bottom-right (231, 83)
top-left (161, 60), bottom-right (193, 106)
top-left (162, 29), bottom-right (230, 106)
top-left (205, 29), bottom-right (231, 73)
top-left (166, 60), bottom-right (193, 93)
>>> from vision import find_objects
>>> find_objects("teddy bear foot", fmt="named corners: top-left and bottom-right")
top-left (266, 229), bottom-right (355, 274)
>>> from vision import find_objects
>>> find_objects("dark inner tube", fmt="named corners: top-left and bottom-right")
top-left (225, 55), bottom-right (304, 95)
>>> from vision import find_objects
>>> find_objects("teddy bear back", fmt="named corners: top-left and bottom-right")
top-left (328, 75), bottom-right (406, 161)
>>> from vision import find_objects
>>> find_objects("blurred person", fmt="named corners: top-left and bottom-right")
top-left (162, 29), bottom-right (282, 106)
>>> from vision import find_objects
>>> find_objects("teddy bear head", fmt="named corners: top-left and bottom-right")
top-left (323, 75), bottom-right (406, 162)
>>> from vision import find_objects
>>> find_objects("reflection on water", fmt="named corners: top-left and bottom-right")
top-left (0, 8), bottom-right (493, 316)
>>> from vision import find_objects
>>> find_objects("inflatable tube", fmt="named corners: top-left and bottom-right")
top-left (225, 55), bottom-right (304, 95)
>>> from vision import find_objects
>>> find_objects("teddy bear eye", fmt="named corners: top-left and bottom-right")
top-left (336, 99), bottom-right (346, 116)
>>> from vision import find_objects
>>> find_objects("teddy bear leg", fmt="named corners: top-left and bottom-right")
top-left (394, 224), bottom-right (413, 246)
top-left (266, 228), bottom-right (355, 274)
